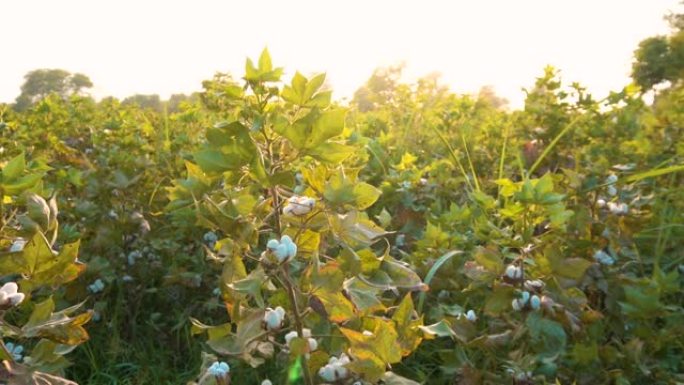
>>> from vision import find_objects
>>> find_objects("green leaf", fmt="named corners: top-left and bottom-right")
top-left (484, 285), bottom-right (515, 316)
top-left (344, 278), bottom-right (385, 313)
top-left (308, 108), bottom-right (346, 147)
top-left (625, 164), bottom-right (684, 182)
top-left (2, 152), bottom-right (25, 182)
top-left (548, 254), bottom-right (592, 280)
top-left (420, 320), bottom-right (456, 339)
top-left (392, 294), bottom-right (423, 355)
top-left (353, 182), bottom-right (381, 210)
top-left (417, 250), bottom-right (461, 313)
top-left (526, 312), bottom-right (567, 358)
top-left (304, 73), bottom-right (326, 101)
top-left (258, 48), bottom-right (272, 72)
top-left (308, 142), bottom-right (354, 163)
top-left (474, 246), bottom-right (503, 274)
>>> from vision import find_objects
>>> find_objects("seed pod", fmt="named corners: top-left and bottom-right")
top-left (523, 279), bottom-right (545, 292)
top-left (26, 193), bottom-right (51, 230)
top-left (47, 194), bottom-right (59, 230)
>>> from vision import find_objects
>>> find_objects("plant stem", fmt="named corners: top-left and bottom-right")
top-left (281, 264), bottom-right (313, 385)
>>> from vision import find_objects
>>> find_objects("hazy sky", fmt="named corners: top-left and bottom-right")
top-left (1, 0), bottom-right (681, 108)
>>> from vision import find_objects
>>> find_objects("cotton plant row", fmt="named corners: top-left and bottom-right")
top-left (0, 152), bottom-right (91, 384)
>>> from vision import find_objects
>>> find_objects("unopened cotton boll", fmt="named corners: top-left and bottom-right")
top-left (607, 185), bottom-right (617, 196)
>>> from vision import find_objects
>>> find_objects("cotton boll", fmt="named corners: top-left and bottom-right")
top-left (308, 338), bottom-right (318, 352)
top-left (207, 361), bottom-right (230, 377)
top-left (505, 264), bottom-right (522, 280)
top-left (319, 365), bottom-right (336, 382)
top-left (512, 299), bottom-right (523, 311)
top-left (530, 295), bottom-right (541, 310)
top-left (261, 380), bottom-right (273, 385)
top-left (0, 282), bottom-right (24, 307)
top-left (465, 310), bottom-right (477, 322)
top-left (284, 331), bottom-right (297, 346)
top-left (8, 293), bottom-right (24, 306)
top-left (607, 202), bottom-right (629, 215)
top-left (274, 244), bottom-right (289, 262)
top-left (605, 174), bottom-right (618, 185)
top-left (520, 291), bottom-right (530, 305)
top-left (9, 238), bottom-right (26, 253)
top-left (264, 307), bottom-right (285, 330)
top-left (1, 282), bottom-right (18, 295)
top-left (267, 239), bottom-right (280, 250)
top-left (523, 279), bottom-right (545, 292)
top-left (283, 196), bottom-right (316, 216)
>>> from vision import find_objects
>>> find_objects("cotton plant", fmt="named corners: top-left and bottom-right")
top-left (0, 153), bottom-right (91, 384)
top-left (177, 50), bottom-right (438, 385)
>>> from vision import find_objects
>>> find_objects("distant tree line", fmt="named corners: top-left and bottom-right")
top-left (10, 69), bottom-right (198, 113)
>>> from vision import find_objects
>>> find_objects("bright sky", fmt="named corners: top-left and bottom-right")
top-left (1, 0), bottom-right (681, 109)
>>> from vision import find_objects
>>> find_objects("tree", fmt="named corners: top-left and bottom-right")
top-left (14, 69), bottom-right (93, 111)
top-left (631, 10), bottom-right (684, 91)
top-left (121, 94), bottom-right (162, 111)
top-left (352, 64), bottom-right (405, 112)
top-left (477, 85), bottom-right (509, 109)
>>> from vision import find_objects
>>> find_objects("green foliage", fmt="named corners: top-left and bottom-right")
top-left (0, 28), bottom-right (683, 385)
